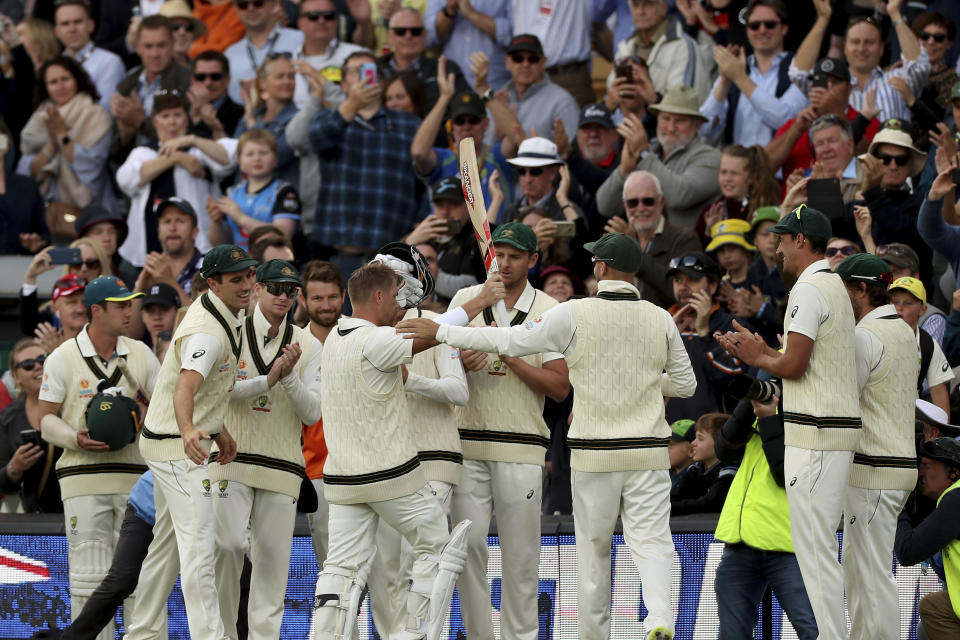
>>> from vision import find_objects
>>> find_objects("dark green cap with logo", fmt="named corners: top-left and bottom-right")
top-left (584, 232), bottom-right (644, 274)
top-left (769, 205), bottom-right (832, 243)
top-left (835, 253), bottom-right (891, 283)
top-left (492, 222), bottom-right (538, 253)
top-left (85, 392), bottom-right (140, 451)
top-left (256, 259), bottom-right (302, 286)
top-left (201, 244), bottom-right (257, 279)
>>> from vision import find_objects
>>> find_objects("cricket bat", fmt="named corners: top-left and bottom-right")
top-left (459, 137), bottom-right (511, 328)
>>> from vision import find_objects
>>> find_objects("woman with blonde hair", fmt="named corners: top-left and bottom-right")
top-left (15, 18), bottom-right (60, 72)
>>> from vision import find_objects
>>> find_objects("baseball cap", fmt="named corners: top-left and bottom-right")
top-left (491, 222), bottom-right (538, 253)
top-left (705, 219), bottom-right (755, 253)
top-left (432, 176), bottom-right (465, 204)
top-left (812, 57), bottom-right (850, 84)
top-left (666, 252), bottom-right (722, 280)
top-left (507, 34), bottom-right (543, 55)
top-left (876, 242), bottom-right (920, 272)
top-left (156, 197), bottom-right (199, 226)
top-left (256, 259), bottom-right (302, 286)
top-left (539, 264), bottom-right (584, 295)
top-left (769, 205), bottom-right (832, 243)
top-left (579, 103), bottom-right (615, 129)
top-left (83, 276), bottom-right (143, 308)
top-left (835, 253), bottom-right (892, 284)
top-left (141, 283), bottom-right (181, 309)
top-left (507, 137), bottom-right (564, 168)
top-left (916, 399), bottom-right (960, 437)
top-left (449, 91), bottom-right (485, 121)
top-left (670, 419), bottom-right (695, 442)
top-left (746, 206), bottom-right (781, 244)
top-left (201, 244), bottom-right (257, 279)
top-left (583, 232), bottom-right (644, 274)
top-left (52, 274), bottom-right (87, 302)
top-left (888, 276), bottom-right (926, 304)
top-left (920, 437), bottom-right (960, 470)
top-left (85, 390), bottom-right (140, 451)
top-left (75, 205), bottom-right (129, 245)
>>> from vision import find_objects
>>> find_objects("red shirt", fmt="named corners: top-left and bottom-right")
top-left (775, 106), bottom-right (880, 185)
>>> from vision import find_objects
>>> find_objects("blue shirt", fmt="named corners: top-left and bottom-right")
top-left (227, 178), bottom-right (301, 249)
top-left (425, 0), bottom-right (513, 91)
top-left (428, 143), bottom-right (514, 207)
top-left (129, 471), bottom-right (155, 526)
top-left (72, 42), bottom-right (126, 112)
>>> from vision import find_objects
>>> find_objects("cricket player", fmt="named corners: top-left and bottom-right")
top-left (312, 255), bottom-right (505, 640)
top-left (835, 253), bottom-right (919, 639)
top-left (137, 244), bottom-right (253, 640)
top-left (721, 206), bottom-right (862, 639)
top-left (212, 259), bottom-right (323, 640)
top-left (38, 276), bottom-right (160, 640)
top-left (398, 232), bottom-right (697, 640)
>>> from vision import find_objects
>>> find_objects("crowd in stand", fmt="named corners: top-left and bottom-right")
top-left (4, 0), bottom-right (960, 637)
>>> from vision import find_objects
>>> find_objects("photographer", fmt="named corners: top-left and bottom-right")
top-left (712, 383), bottom-right (818, 640)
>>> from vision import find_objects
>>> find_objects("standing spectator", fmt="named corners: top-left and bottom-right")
top-left (74, 205), bottom-right (139, 289)
top-left (53, 0), bottom-right (125, 111)
top-left (425, 0), bottom-right (511, 91)
top-left (612, 0), bottom-right (712, 103)
top-left (494, 34), bottom-right (579, 145)
top-left (825, 237), bottom-right (860, 271)
top-left (700, 0), bottom-right (807, 147)
top-left (134, 197), bottom-right (203, 303)
top-left (0, 117), bottom-right (48, 255)
top-left (188, 0), bottom-right (245, 56)
top-left (730, 207), bottom-right (788, 345)
top-left (111, 16), bottom-right (193, 154)
top-left (292, 0), bottom-right (367, 109)
top-left (139, 282), bottom-right (181, 351)
top-left (510, 0), bottom-right (594, 105)
top-left (189, 50), bottom-right (245, 141)
top-left (158, 0), bottom-right (206, 67)
top-left (224, 0), bottom-right (303, 103)
top-left (597, 87), bottom-right (722, 228)
top-left (806, 114), bottom-right (863, 204)
top-left (18, 57), bottom-right (118, 224)
top-left (892, 12), bottom-right (957, 136)
top-left (307, 50), bottom-right (426, 279)
top-left (790, 0), bottom-right (929, 124)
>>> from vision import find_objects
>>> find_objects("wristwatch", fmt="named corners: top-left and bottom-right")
top-left (479, 88), bottom-right (495, 103)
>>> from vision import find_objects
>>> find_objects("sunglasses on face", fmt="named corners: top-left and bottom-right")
top-left (235, 0), bottom-right (266, 10)
top-left (516, 167), bottom-right (543, 176)
top-left (391, 26), bottom-right (424, 37)
top-left (510, 52), bottom-right (541, 65)
top-left (920, 32), bottom-right (948, 43)
top-left (453, 115), bottom-right (481, 126)
top-left (747, 20), bottom-right (780, 31)
top-left (825, 245), bottom-right (858, 258)
top-left (303, 9), bottom-right (336, 21)
top-left (873, 152), bottom-right (909, 167)
top-left (624, 196), bottom-right (657, 209)
top-left (17, 354), bottom-right (47, 372)
top-left (264, 282), bottom-right (299, 298)
top-left (194, 72), bottom-right (224, 81)
top-left (72, 259), bottom-right (101, 270)
top-left (172, 22), bottom-right (195, 32)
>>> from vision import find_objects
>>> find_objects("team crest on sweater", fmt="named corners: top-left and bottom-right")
top-left (252, 394), bottom-right (272, 412)
top-left (488, 360), bottom-right (506, 376)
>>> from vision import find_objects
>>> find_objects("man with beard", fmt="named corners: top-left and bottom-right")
top-left (135, 197), bottom-right (203, 303)
top-left (721, 206), bottom-right (861, 639)
top-left (298, 259), bottom-right (345, 567)
top-left (596, 85), bottom-right (722, 228)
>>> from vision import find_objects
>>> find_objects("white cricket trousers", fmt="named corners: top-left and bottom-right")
top-left (214, 480), bottom-right (298, 640)
top-left (313, 485), bottom-right (450, 634)
top-left (784, 446), bottom-right (854, 640)
top-left (63, 493), bottom-right (130, 640)
top-left (842, 486), bottom-right (910, 640)
top-left (308, 478), bottom-right (330, 568)
top-left (369, 480), bottom-right (453, 638)
top-left (146, 458), bottom-right (229, 640)
top-left (572, 469), bottom-right (675, 640)
top-left (124, 484), bottom-right (178, 640)
top-left (450, 459), bottom-right (542, 640)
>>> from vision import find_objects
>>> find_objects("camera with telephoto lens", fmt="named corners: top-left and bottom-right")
top-left (730, 374), bottom-right (781, 403)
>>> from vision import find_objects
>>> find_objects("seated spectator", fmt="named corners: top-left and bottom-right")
top-left (111, 16), bottom-right (193, 156)
top-left (612, 0), bottom-right (712, 102)
top-left (891, 12), bottom-right (957, 138)
top-left (209, 129), bottom-right (300, 249)
top-left (21, 273), bottom-right (88, 354)
top-left (158, 0), bottom-right (205, 67)
top-left (74, 205), bottom-right (139, 287)
top-left (18, 56), bottom-right (119, 229)
top-left (605, 170), bottom-right (701, 307)
top-left (671, 412), bottom-right (737, 514)
top-left (790, 0), bottom-right (928, 123)
top-left (291, 0), bottom-right (367, 109)
top-left (539, 265), bottom-right (582, 304)
top-left (807, 114), bottom-right (863, 204)
top-left (766, 57), bottom-right (880, 183)
top-left (706, 218), bottom-right (755, 293)
top-left (250, 233), bottom-right (295, 263)
top-left (0, 116), bottom-right (48, 255)
top-left (189, 50), bottom-right (245, 141)
top-left (597, 86), bottom-right (722, 228)
top-left (502, 137), bottom-right (582, 224)
top-left (0, 339), bottom-right (63, 514)
top-left (889, 277), bottom-right (954, 417)
top-left (875, 242), bottom-right (946, 344)
top-left (224, 0), bottom-right (303, 103)
top-left (669, 418), bottom-right (696, 487)
top-left (696, 144), bottom-right (780, 242)
top-left (825, 236), bottom-right (860, 271)
top-left (133, 196), bottom-right (202, 302)
top-left (117, 91), bottom-right (233, 267)
top-left (140, 282), bottom-right (181, 353)
top-left (493, 34), bottom-right (579, 144)
top-left (53, 0), bottom-right (125, 112)
top-left (700, 0), bottom-right (807, 147)
top-left (188, 0), bottom-right (245, 57)
top-left (425, 0), bottom-right (511, 92)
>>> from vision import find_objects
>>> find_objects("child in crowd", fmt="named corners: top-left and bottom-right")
top-left (207, 129), bottom-right (301, 250)
top-left (669, 418), bottom-right (696, 487)
top-left (671, 412), bottom-right (737, 515)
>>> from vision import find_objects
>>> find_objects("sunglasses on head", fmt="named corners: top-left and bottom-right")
top-left (17, 354), bottom-right (47, 372)
top-left (266, 51), bottom-right (293, 61)
top-left (172, 22), bottom-right (195, 32)
top-left (825, 245), bottom-right (858, 258)
top-left (624, 196), bottom-right (657, 209)
top-left (877, 244), bottom-right (909, 257)
top-left (453, 115), bottom-right (481, 126)
top-left (303, 9), bottom-right (336, 21)
top-left (516, 166), bottom-right (543, 176)
top-left (510, 52), bottom-right (541, 65)
top-left (391, 26), bottom-right (424, 37)
top-left (920, 32), bottom-right (948, 43)
top-left (194, 72), bottom-right (223, 81)
top-left (235, 0), bottom-right (266, 10)
top-left (668, 255), bottom-right (707, 272)
top-left (747, 19), bottom-right (780, 31)
top-left (264, 282), bottom-right (299, 298)
top-left (154, 88), bottom-right (184, 98)
top-left (873, 151), bottom-right (910, 167)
